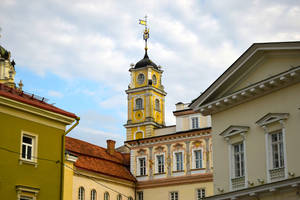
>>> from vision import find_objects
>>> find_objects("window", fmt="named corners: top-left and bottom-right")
top-left (137, 191), bottom-right (143, 200)
top-left (78, 187), bottom-right (85, 200)
top-left (233, 143), bottom-right (244, 178)
top-left (194, 150), bottom-right (203, 169)
top-left (128, 197), bottom-right (133, 200)
top-left (156, 154), bottom-right (165, 173)
top-left (91, 189), bottom-right (97, 200)
top-left (104, 192), bottom-right (110, 200)
top-left (135, 131), bottom-right (143, 140)
top-left (170, 192), bottom-right (178, 200)
top-left (175, 152), bottom-right (183, 171)
top-left (137, 73), bottom-right (145, 84)
top-left (152, 75), bottom-right (157, 85)
top-left (117, 194), bottom-right (122, 200)
top-left (196, 188), bottom-right (205, 200)
top-left (192, 117), bottom-right (199, 129)
top-left (271, 131), bottom-right (284, 169)
top-left (136, 98), bottom-right (143, 110)
top-left (139, 157), bottom-right (146, 176)
top-left (21, 134), bottom-right (35, 161)
top-left (155, 99), bottom-right (160, 111)
top-left (20, 197), bottom-right (33, 200)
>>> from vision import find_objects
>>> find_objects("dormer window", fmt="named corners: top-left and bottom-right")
top-left (191, 117), bottom-right (199, 129)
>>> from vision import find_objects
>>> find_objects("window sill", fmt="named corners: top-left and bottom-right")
top-left (172, 170), bottom-right (184, 173)
top-left (19, 159), bottom-right (38, 167)
top-left (136, 174), bottom-right (148, 177)
top-left (134, 108), bottom-right (144, 111)
top-left (154, 172), bottom-right (166, 175)
top-left (191, 168), bottom-right (205, 171)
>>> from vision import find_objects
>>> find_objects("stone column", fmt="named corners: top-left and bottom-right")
top-left (185, 141), bottom-right (191, 175)
top-left (205, 137), bottom-right (210, 173)
top-left (167, 144), bottom-right (172, 177)
top-left (149, 146), bottom-right (153, 180)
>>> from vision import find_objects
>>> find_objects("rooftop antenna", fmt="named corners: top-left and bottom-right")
top-left (139, 15), bottom-right (149, 53)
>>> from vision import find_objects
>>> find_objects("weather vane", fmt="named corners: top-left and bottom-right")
top-left (139, 15), bottom-right (149, 51)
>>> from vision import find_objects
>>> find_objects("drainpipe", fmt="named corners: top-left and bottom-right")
top-left (60, 117), bottom-right (80, 200)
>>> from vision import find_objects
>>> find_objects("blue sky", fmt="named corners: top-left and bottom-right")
top-left (1, 0), bottom-right (300, 147)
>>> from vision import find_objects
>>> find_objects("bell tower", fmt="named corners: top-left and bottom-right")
top-left (0, 45), bottom-right (16, 88)
top-left (124, 17), bottom-right (167, 141)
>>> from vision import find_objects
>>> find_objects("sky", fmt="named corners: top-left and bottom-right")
top-left (0, 0), bottom-right (300, 147)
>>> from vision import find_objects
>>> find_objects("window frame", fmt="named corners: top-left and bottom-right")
top-left (152, 74), bottom-right (157, 85)
top-left (196, 188), bottom-right (206, 200)
top-left (155, 99), bottom-right (160, 111)
top-left (137, 191), bottom-right (143, 200)
top-left (232, 142), bottom-right (245, 178)
top-left (173, 151), bottom-right (184, 172)
top-left (91, 189), bottom-right (97, 200)
top-left (155, 153), bottom-right (165, 174)
top-left (192, 148), bottom-right (203, 170)
top-left (137, 73), bottom-right (145, 85)
top-left (78, 186), bottom-right (85, 200)
top-left (20, 131), bottom-right (38, 165)
top-left (135, 98), bottom-right (143, 110)
top-left (104, 192), bottom-right (110, 200)
top-left (270, 130), bottom-right (284, 169)
top-left (169, 191), bottom-right (178, 200)
top-left (117, 194), bottom-right (122, 200)
top-left (137, 156), bottom-right (147, 176)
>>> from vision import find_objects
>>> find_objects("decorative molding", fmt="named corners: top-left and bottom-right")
top-left (256, 113), bottom-right (289, 127)
top-left (220, 126), bottom-right (250, 138)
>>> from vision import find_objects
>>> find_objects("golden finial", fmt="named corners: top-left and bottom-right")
top-left (139, 15), bottom-right (149, 51)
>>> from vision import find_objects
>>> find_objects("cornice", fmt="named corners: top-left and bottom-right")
top-left (198, 66), bottom-right (300, 115)
top-left (126, 85), bottom-right (167, 96)
top-left (137, 173), bottom-right (213, 189)
top-left (0, 95), bottom-right (75, 125)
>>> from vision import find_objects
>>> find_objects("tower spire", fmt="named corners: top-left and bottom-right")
top-left (139, 15), bottom-right (149, 54)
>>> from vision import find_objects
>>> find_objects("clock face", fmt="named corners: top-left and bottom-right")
top-left (152, 74), bottom-right (157, 85)
top-left (137, 73), bottom-right (145, 85)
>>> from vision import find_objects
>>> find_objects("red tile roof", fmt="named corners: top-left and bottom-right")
top-left (65, 137), bottom-right (136, 182)
top-left (0, 83), bottom-right (77, 119)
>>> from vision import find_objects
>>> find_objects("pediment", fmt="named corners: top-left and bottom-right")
top-left (190, 42), bottom-right (300, 115)
top-left (220, 125), bottom-right (250, 138)
top-left (256, 113), bottom-right (289, 127)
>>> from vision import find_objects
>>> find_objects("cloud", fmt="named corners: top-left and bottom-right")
top-left (48, 90), bottom-right (64, 98)
top-left (76, 127), bottom-right (121, 139)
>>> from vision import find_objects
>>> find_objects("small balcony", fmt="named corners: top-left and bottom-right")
top-left (231, 176), bottom-right (245, 190)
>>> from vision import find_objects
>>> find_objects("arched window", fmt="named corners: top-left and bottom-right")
top-left (78, 187), bottom-right (85, 200)
top-left (136, 98), bottom-right (143, 110)
top-left (117, 194), bottom-right (122, 200)
top-left (152, 74), bottom-right (157, 85)
top-left (128, 197), bottom-right (133, 200)
top-left (135, 131), bottom-right (143, 140)
top-left (155, 99), bottom-right (160, 111)
top-left (137, 73), bottom-right (145, 84)
top-left (104, 192), bottom-right (110, 200)
top-left (91, 189), bottom-right (97, 200)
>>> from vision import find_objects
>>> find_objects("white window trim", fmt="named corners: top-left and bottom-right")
top-left (155, 153), bottom-right (165, 174)
top-left (16, 185), bottom-right (39, 200)
top-left (192, 147), bottom-right (204, 170)
top-left (256, 113), bottom-right (289, 183)
top-left (172, 150), bottom-right (184, 172)
top-left (169, 191), bottom-right (179, 200)
top-left (19, 131), bottom-right (38, 167)
top-left (195, 188), bottom-right (206, 200)
top-left (189, 114), bottom-right (200, 129)
top-left (91, 189), bottom-right (97, 200)
top-left (136, 155), bottom-right (147, 176)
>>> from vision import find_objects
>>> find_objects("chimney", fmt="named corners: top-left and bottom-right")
top-left (106, 140), bottom-right (116, 155)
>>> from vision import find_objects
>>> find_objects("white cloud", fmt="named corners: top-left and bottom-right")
top-left (48, 90), bottom-right (64, 98)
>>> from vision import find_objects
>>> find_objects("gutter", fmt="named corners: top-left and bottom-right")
top-left (60, 117), bottom-right (80, 200)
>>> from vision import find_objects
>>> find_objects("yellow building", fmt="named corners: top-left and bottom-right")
top-left (124, 23), bottom-right (214, 200)
top-left (0, 45), bottom-right (79, 200)
top-left (63, 137), bottom-right (136, 200)
top-left (191, 41), bottom-right (300, 199)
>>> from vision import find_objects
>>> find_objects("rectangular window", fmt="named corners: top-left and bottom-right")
top-left (139, 157), bottom-right (146, 176)
top-left (21, 135), bottom-right (35, 161)
top-left (170, 192), bottom-right (178, 200)
top-left (175, 152), bottom-right (183, 171)
top-left (20, 197), bottom-right (33, 200)
top-left (194, 150), bottom-right (203, 169)
top-left (233, 143), bottom-right (244, 178)
top-left (196, 188), bottom-right (205, 200)
top-left (137, 191), bottom-right (143, 200)
top-left (271, 131), bottom-right (284, 169)
top-left (157, 155), bottom-right (164, 173)
top-left (192, 117), bottom-right (199, 129)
